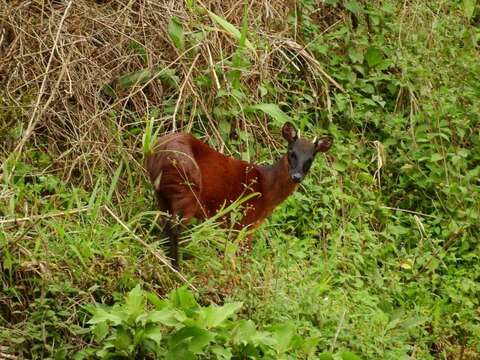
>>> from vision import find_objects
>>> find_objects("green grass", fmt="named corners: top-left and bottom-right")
top-left (1, 0), bottom-right (480, 359)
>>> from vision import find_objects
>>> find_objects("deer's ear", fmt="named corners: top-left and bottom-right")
top-left (315, 137), bottom-right (333, 153)
top-left (282, 122), bottom-right (298, 143)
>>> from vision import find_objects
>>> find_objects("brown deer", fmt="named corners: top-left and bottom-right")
top-left (145, 122), bottom-right (332, 268)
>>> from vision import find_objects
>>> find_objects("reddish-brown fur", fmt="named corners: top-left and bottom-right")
top-left (145, 124), bottom-right (332, 268)
top-left (145, 133), bottom-right (298, 230)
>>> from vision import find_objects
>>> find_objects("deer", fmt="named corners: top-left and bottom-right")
top-left (145, 122), bottom-right (333, 268)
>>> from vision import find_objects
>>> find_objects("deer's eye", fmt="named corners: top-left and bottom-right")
top-left (303, 159), bottom-right (312, 172)
top-left (288, 152), bottom-right (297, 165)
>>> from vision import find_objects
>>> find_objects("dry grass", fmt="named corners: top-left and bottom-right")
top-left (0, 0), bottom-right (342, 189)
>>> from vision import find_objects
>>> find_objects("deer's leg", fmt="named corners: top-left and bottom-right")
top-left (153, 192), bottom-right (181, 269)
top-left (168, 200), bottom-right (198, 269)
top-left (164, 218), bottom-right (180, 269)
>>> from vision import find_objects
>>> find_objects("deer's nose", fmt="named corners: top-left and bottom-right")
top-left (291, 173), bottom-right (302, 183)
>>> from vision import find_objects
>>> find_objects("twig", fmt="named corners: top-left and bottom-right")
top-left (331, 309), bottom-right (346, 352)
top-left (380, 206), bottom-right (436, 218)
top-left (172, 53), bottom-right (200, 132)
top-left (0, 206), bottom-right (89, 225)
top-left (103, 205), bottom-right (198, 292)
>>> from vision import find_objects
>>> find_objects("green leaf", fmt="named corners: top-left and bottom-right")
top-left (301, 336), bottom-right (320, 355)
top-left (365, 47), bottom-right (383, 67)
top-left (166, 347), bottom-right (195, 360)
top-left (333, 160), bottom-right (347, 172)
top-left (232, 319), bottom-right (257, 345)
top-left (188, 329), bottom-right (215, 353)
top-left (348, 47), bottom-right (364, 64)
top-left (319, 352), bottom-right (335, 360)
top-left (197, 302), bottom-right (243, 328)
top-left (87, 308), bottom-right (123, 326)
top-left (169, 287), bottom-right (199, 313)
top-left (146, 308), bottom-right (186, 326)
top-left (125, 285), bottom-right (145, 320)
top-left (270, 323), bottom-right (296, 353)
top-left (101, 83), bottom-right (116, 97)
top-left (211, 345), bottom-right (232, 360)
top-left (92, 321), bottom-right (109, 341)
top-left (344, 0), bottom-right (362, 14)
top-left (431, 153), bottom-right (443, 162)
top-left (128, 40), bottom-right (148, 64)
top-left (118, 69), bottom-right (155, 89)
top-left (250, 331), bottom-right (276, 347)
top-left (113, 327), bottom-right (132, 351)
top-left (463, 0), bottom-right (477, 19)
top-left (147, 292), bottom-right (169, 310)
top-left (208, 11), bottom-right (254, 51)
top-left (219, 119), bottom-right (231, 138)
top-left (169, 326), bottom-right (214, 354)
top-left (108, 68), bottom-right (178, 94)
top-left (247, 103), bottom-right (291, 125)
top-left (2, 249), bottom-right (13, 271)
top-left (400, 316), bottom-right (429, 329)
top-left (144, 325), bottom-right (162, 345)
top-left (168, 16), bottom-right (184, 51)
top-left (341, 351), bottom-right (363, 360)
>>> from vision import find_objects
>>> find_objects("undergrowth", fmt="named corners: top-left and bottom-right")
top-left (1, 0), bottom-right (479, 359)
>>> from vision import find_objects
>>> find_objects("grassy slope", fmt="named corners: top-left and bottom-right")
top-left (1, 0), bottom-right (479, 359)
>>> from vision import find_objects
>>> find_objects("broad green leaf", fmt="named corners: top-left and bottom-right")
top-left (211, 345), bottom-right (232, 360)
top-left (147, 291), bottom-right (169, 310)
top-left (146, 308), bottom-right (186, 326)
top-left (247, 103), bottom-right (291, 125)
top-left (92, 322), bottom-right (109, 341)
top-left (232, 319), bottom-right (257, 345)
top-left (345, 0), bottom-right (362, 14)
top-left (270, 323), bottom-right (296, 353)
top-left (219, 119), bottom-right (231, 138)
top-left (365, 47), bottom-right (383, 67)
top-left (169, 286), bottom-right (199, 313)
top-left (87, 308), bottom-right (123, 326)
top-left (400, 258), bottom-right (414, 270)
top-left (188, 329), bottom-right (215, 353)
top-left (333, 160), bottom-right (347, 172)
top-left (301, 335), bottom-right (320, 355)
top-left (348, 47), bottom-right (364, 64)
top-left (113, 327), bottom-right (132, 351)
top-left (250, 330), bottom-right (276, 347)
top-left (166, 347), bottom-right (195, 360)
top-left (431, 153), bottom-right (443, 162)
top-left (319, 352), bottom-right (334, 360)
top-left (197, 302), bottom-right (243, 328)
top-left (401, 316), bottom-right (429, 329)
top-left (208, 11), bottom-right (254, 51)
top-left (168, 326), bottom-right (214, 354)
top-left (144, 325), bottom-right (162, 345)
top-left (125, 285), bottom-right (145, 320)
top-left (463, 0), bottom-right (477, 19)
top-left (168, 16), bottom-right (184, 50)
top-left (341, 351), bottom-right (363, 360)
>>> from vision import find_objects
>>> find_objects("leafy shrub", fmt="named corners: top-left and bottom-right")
top-left (77, 286), bottom-right (361, 360)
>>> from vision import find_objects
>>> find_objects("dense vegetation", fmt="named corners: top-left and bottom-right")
top-left (1, 0), bottom-right (479, 358)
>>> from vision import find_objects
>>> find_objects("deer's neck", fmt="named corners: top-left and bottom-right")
top-left (259, 155), bottom-right (298, 212)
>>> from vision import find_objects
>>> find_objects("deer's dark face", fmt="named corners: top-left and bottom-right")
top-left (282, 122), bottom-right (333, 183)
